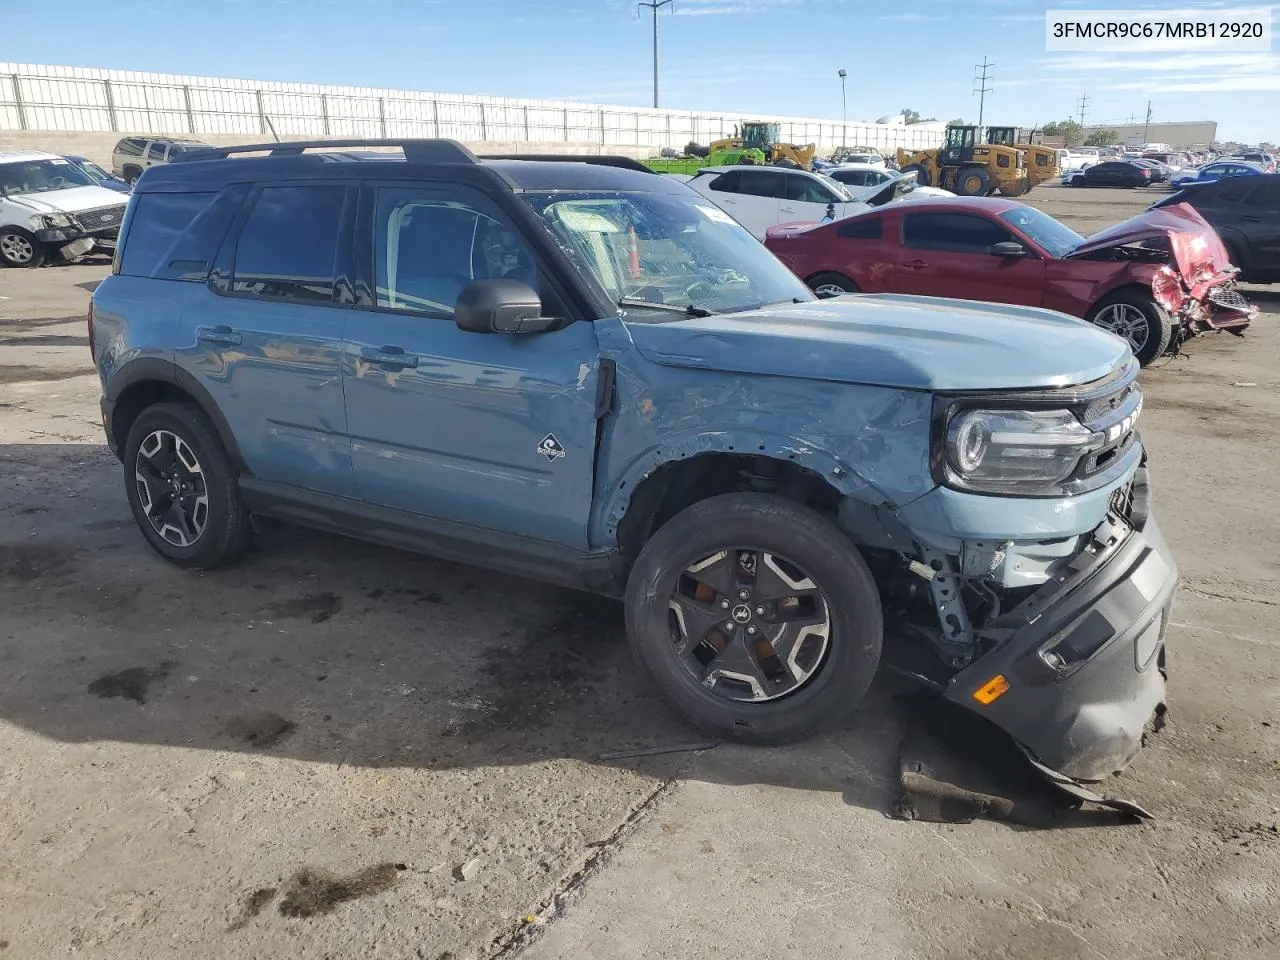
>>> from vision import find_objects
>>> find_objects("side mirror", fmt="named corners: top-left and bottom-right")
top-left (990, 241), bottom-right (1028, 257)
top-left (454, 279), bottom-right (558, 334)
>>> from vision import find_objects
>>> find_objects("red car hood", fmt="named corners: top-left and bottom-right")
top-left (1065, 202), bottom-right (1232, 291)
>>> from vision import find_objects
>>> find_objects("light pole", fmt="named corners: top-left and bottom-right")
top-left (838, 69), bottom-right (847, 147)
top-left (638, 1), bottom-right (674, 109)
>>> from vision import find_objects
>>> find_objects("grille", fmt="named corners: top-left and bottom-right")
top-left (73, 204), bottom-right (127, 234)
top-left (1207, 284), bottom-right (1250, 311)
top-left (1083, 382), bottom-right (1137, 424)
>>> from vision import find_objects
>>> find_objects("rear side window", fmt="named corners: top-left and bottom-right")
top-left (231, 185), bottom-right (346, 303)
top-left (707, 171), bottom-right (740, 193)
top-left (119, 187), bottom-right (247, 281)
top-left (738, 170), bottom-right (783, 198)
top-left (902, 213), bottom-right (1012, 253)
top-left (115, 138), bottom-right (144, 157)
top-left (1214, 178), bottom-right (1255, 203)
top-left (836, 217), bottom-right (882, 239)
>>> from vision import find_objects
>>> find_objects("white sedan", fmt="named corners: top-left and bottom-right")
top-left (684, 165), bottom-right (898, 239)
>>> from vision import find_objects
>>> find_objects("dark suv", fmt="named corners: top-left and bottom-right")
top-left (1155, 173), bottom-right (1280, 283)
top-left (91, 139), bottom-right (1177, 784)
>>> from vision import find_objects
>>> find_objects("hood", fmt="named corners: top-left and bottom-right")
top-left (1066, 201), bottom-right (1232, 282)
top-left (4, 185), bottom-right (127, 215)
top-left (624, 296), bottom-right (1129, 392)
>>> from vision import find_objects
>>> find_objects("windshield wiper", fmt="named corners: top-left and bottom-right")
top-left (618, 298), bottom-right (713, 318)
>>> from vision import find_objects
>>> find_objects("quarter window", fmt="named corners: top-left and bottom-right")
top-left (707, 171), bottom-right (741, 193)
top-left (836, 217), bottom-right (882, 239)
top-left (373, 186), bottom-right (540, 317)
top-left (119, 185), bottom-right (248, 281)
top-left (902, 213), bottom-right (1014, 253)
top-left (231, 185), bottom-right (346, 302)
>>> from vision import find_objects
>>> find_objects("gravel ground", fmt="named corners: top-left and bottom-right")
top-left (1, 183), bottom-right (1277, 960)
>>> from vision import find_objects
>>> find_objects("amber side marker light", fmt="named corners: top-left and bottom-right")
top-left (972, 674), bottom-right (1011, 705)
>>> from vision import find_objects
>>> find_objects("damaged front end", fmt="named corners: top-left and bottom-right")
top-left (852, 361), bottom-right (1178, 789)
top-left (1070, 202), bottom-right (1258, 345)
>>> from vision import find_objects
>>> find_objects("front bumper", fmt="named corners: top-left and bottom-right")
top-left (944, 474), bottom-right (1177, 782)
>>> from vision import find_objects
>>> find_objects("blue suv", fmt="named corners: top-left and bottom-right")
top-left (91, 139), bottom-right (1177, 785)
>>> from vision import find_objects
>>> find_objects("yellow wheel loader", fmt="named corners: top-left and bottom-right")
top-left (985, 126), bottom-right (1060, 189)
top-left (711, 121), bottom-right (817, 170)
top-left (896, 124), bottom-right (1045, 198)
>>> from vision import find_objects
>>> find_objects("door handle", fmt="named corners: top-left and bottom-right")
top-left (780, 205), bottom-right (797, 213)
top-left (361, 345), bottom-right (418, 369)
top-left (196, 324), bottom-right (242, 346)
top-left (903, 260), bottom-right (928, 270)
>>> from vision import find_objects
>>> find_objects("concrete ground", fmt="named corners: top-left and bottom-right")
top-left (1, 183), bottom-right (1277, 960)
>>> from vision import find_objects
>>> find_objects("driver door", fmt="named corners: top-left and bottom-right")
top-left (342, 182), bottom-right (602, 548)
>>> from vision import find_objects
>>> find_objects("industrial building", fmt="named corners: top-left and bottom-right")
top-left (1082, 120), bottom-right (1218, 149)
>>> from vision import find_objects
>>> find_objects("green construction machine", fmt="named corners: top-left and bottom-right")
top-left (642, 142), bottom-right (768, 175)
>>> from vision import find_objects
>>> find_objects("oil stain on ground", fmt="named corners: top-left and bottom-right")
top-left (265, 591), bottom-right (342, 624)
top-left (0, 541), bottom-right (77, 584)
top-left (227, 886), bottom-right (277, 931)
top-left (87, 661), bottom-right (175, 705)
top-left (277, 863), bottom-right (401, 918)
top-left (225, 711), bottom-right (296, 748)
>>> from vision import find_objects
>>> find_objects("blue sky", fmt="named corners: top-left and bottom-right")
top-left (9, 0), bottom-right (1279, 143)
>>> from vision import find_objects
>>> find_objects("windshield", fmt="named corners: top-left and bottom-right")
top-left (998, 206), bottom-right (1084, 259)
top-left (76, 159), bottom-right (113, 181)
top-left (0, 158), bottom-right (96, 197)
top-left (522, 190), bottom-right (813, 318)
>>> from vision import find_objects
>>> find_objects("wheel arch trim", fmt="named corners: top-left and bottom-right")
top-left (104, 357), bottom-right (250, 474)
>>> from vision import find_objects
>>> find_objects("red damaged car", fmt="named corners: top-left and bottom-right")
top-left (764, 196), bottom-right (1257, 366)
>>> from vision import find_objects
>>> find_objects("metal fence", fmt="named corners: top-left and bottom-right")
top-left (0, 63), bottom-right (946, 154)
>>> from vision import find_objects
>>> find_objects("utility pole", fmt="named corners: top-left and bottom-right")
top-left (1143, 100), bottom-right (1153, 144)
top-left (972, 57), bottom-right (993, 129)
top-left (1077, 93), bottom-right (1089, 127)
top-left (838, 69), bottom-right (847, 147)
top-left (638, 0), bottom-right (674, 109)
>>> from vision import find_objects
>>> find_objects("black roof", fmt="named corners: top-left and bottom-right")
top-left (138, 138), bottom-right (684, 195)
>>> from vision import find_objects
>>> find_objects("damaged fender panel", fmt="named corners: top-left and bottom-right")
top-left (588, 316), bottom-right (936, 548)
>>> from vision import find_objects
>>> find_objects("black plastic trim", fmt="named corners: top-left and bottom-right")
top-left (238, 478), bottom-right (624, 594)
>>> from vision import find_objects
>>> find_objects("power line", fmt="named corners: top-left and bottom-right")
top-left (637, 1), bottom-right (675, 110)
top-left (1077, 93), bottom-right (1090, 127)
top-left (972, 57), bottom-right (993, 128)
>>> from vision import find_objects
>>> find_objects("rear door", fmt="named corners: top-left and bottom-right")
top-left (1244, 178), bottom-right (1280, 274)
top-left (340, 181), bottom-right (601, 547)
top-left (179, 181), bottom-right (358, 497)
top-left (698, 168), bottom-right (782, 238)
top-left (896, 211), bottom-right (1045, 305)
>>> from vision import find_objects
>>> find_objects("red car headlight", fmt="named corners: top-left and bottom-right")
top-left (1151, 265), bottom-right (1185, 314)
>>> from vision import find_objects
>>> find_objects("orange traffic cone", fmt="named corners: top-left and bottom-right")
top-left (628, 225), bottom-right (640, 279)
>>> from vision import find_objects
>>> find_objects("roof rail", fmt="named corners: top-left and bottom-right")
top-left (479, 154), bottom-right (655, 174)
top-left (172, 138), bottom-right (479, 164)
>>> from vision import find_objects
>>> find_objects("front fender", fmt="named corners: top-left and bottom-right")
top-left (595, 428), bottom-right (887, 545)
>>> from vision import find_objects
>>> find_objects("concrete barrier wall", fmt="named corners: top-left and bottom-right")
top-left (1, 62), bottom-right (947, 160)
top-left (0, 131), bottom-right (651, 168)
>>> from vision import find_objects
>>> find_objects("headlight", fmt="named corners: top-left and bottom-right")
top-left (944, 408), bottom-right (1103, 493)
top-left (40, 213), bottom-right (74, 228)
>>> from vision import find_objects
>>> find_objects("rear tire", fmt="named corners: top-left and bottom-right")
top-left (1086, 289), bottom-right (1175, 367)
top-left (806, 271), bottom-right (859, 297)
top-left (624, 493), bottom-right (883, 744)
top-left (0, 227), bottom-right (46, 268)
top-left (123, 402), bottom-right (252, 569)
top-left (956, 165), bottom-right (991, 197)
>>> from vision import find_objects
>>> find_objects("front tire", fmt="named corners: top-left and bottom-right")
top-left (624, 493), bottom-right (883, 744)
top-left (0, 227), bottom-right (46, 268)
top-left (123, 402), bottom-right (252, 569)
top-left (956, 165), bottom-right (991, 196)
top-left (806, 271), bottom-right (859, 297)
top-left (1086, 290), bottom-right (1175, 366)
